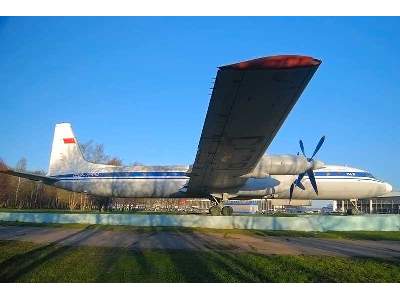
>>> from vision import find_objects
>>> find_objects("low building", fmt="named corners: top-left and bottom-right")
top-left (226, 199), bottom-right (312, 214)
top-left (334, 191), bottom-right (400, 214)
top-left (321, 203), bottom-right (334, 214)
top-left (225, 200), bottom-right (260, 214)
top-left (268, 199), bottom-right (312, 212)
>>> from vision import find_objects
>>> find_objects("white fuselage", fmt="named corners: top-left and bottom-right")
top-left (239, 165), bottom-right (392, 200)
top-left (52, 165), bottom-right (392, 200)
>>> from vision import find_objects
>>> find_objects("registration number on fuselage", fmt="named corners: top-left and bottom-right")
top-left (72, 172), bottom-right (100, 178)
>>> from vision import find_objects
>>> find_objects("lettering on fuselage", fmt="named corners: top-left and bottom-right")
top-left (72, 172), bottom-right (100, 178)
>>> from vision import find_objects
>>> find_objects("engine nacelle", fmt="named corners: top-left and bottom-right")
top-left (241, 155), bottom-right (318, 178)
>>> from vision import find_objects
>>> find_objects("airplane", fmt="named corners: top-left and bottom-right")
top-left (0, 55), bottom-right (392, 216)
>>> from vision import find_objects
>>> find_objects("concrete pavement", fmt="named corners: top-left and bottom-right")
top-left (1, 225), bottom-right (400, 259)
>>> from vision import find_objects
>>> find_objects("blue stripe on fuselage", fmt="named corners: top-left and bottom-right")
top-left (313, 171), bottom-right (374, 178)
top-left (54, 171), bottom-right (188, 179)
top-left (311, 171), bottom-right (381, 182)
top-left (52, 171), bottom-right (379, 182)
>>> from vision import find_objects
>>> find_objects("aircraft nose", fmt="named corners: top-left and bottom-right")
top-left (384, 182), bottom-right (393, 194)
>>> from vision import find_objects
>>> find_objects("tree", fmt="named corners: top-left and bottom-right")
top-left (0, 142), bottom-right (126, 210)
top-left (15, 157), bottom-right (27, 171)
top-left (0, 159), bottom-right (7, 172)
top-left (80, 140), bottom-right (123, 165)
top-left (107, 157), bottom-right (122, 166)
top-left (0, 158), bottom-right (11, 207)
top-left (15, 157), bottom-right (27, 206)
top-left (80, 140), bottom-right (109, 163)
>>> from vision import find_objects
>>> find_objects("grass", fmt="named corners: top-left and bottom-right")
top-left (0, 240), bottom-right (399, 282)
top-left (252, 230), bottom-right (400, 241)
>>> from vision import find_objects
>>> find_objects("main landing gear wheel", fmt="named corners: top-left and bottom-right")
top-left (209, 206), bottom-right (221, 216)
top-left (221, 206), bottom-right (233, 216)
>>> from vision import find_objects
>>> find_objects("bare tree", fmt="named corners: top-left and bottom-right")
top-left (15, 158), bottom-right (27, 206)
top-left (0, 159), bottom-right (11, 208)
top-left (80, 140), bottom-right (123, 165)
top-left (0, 141), bottom-right (127, 210)
top-left (107, 157), bottom-right (123, 166)
top-left (80, 140), bottom-right (109, 163)
top-left (16, 158), bottom-right (27, 171)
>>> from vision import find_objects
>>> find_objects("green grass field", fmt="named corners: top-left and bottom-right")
top-left (0, 240), bottom-right (399, 282)
top-left (1, 221), bottom-right (400, 282)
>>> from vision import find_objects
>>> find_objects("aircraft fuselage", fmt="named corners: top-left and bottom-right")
top-left (52, 165), bottom-right (392, 200)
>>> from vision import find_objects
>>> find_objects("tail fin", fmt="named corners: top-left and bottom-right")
top-left (48, 123), bottom-right (91, 176)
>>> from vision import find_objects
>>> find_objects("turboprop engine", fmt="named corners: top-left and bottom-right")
top-left (241, 154), bottom-right (324, 178)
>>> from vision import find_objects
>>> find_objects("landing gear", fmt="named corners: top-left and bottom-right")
top-left (208, 194), bottom-right (234, 216)
top-left (208, 205), bottom-right (233, 216)
top-left (221, 206), bottom-right (233, 216)
top-left (209, 206), bottom-right (221, 216)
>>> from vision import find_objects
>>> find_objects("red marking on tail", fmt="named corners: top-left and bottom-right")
top-left (63, 138), bottom-right (75, 144)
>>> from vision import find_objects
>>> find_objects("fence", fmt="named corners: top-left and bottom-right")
top-left (1, 212), bottom-right (400, 231)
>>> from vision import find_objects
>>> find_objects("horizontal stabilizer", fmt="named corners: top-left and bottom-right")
top-left (0, 168), bottom-right (59, 184)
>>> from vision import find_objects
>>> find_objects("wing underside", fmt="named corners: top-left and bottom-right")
top-left (187, 55), bottom-right (321, 195)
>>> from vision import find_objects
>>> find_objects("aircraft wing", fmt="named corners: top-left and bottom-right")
top-left (0, 168), bottom-right (59, 184)
top-left (187, 55), bottom-right (321, 195)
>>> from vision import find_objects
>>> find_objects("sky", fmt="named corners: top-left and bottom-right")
top-left (0, 17), bottom-right (399, 194)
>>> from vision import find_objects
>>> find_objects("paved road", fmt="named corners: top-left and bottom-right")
top-left (1, 225), bottom-right (400, 259)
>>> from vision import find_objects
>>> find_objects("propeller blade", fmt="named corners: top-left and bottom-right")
top-left (296, 181), bottom-right (305, 190)
top-left (295, 172), bottom-right (306, 190)
top-left (298, 172), bottom-right (306, 181)
top-left (299, 140), bottom-right (306, 157)
top-left (307, 169), bottom-right (318, 195)
top-left (310, 136), bottom-right (325, 160)
top-left (289, 183), bottom-right (294, 203)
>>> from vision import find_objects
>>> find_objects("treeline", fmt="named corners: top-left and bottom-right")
top-left (0, 141), bottom-right (192, 212)
top-left (0, 141), bottom-right (123, 211)
top-left (0, 160), bottom-right (98, 210)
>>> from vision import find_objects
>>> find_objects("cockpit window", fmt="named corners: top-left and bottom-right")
top-left (366, 173), bottom-right (375, 178)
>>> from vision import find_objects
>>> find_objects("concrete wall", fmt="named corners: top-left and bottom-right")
top-left (1, 212), bottom-right (400, 231)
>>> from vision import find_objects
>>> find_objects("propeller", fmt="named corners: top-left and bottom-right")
top-left (289, 136), bottom-right (325, 203)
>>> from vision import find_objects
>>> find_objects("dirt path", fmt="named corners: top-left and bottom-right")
top-left (1, 225), bottom-right (400, 258)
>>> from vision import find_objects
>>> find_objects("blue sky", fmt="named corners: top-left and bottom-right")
top-left (0, 17), bottom-right (399, 190)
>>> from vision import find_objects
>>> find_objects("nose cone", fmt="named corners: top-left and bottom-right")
top-left (384, 182), bottom-right (393, 194)
top-left (312, 160), bottom-right (325, 170)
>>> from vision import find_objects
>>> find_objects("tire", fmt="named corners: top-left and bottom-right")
top-left (221, 206), bottom-right (233, 216)
top-left (209, 206), bottom-right (221, 216)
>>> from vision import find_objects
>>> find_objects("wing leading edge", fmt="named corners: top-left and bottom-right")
top-left (187, 55), bottom-right (321, 195)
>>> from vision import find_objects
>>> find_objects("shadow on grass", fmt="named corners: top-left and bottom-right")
top-left (1, 224), bottom-right (400, 282)
top-left (144, 227), bottom-right (266, 282)
top-left (0, 225), bottom-right (99, 282)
